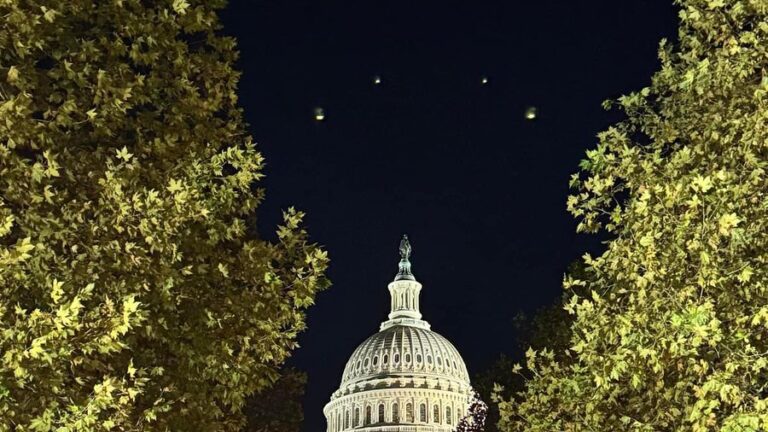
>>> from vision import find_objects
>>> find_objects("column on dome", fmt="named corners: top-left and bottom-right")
top-left (406, 401), bottom-right (414, 423)
top-left (392, 400), bottom-right (400, 423)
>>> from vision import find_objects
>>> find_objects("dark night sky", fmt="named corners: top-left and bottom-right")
top-left (220, 1), bottom-right (678, 430)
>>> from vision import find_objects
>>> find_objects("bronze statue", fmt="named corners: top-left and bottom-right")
top-left (396, 234), bottom-right (414, 280)
top-left (399, 234), bottom-right (412, 261)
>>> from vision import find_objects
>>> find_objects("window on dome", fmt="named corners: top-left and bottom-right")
top-left (364, 358), bottom-right (369, 367)
top-left (378, 403), bottom-right (385, 423)
top-left (433, 405), bottom-right (440, 423)
top-left (419, 403), bottom-right (427, 422)
top-left (373, 356), bottom-right (378, 366)
top-left (446, 407), bottom-right (452, 425)
top-left (394, 353), bottom-right (400, 364)
top-left (383, 354), bottom-right (389, 364)
top-left (437, 357), bottom-right (442, 366)
top-left (357, 360), bottom-right (361, 370)
top-left (392, 403), bottom-right (399, 422)
top-left (344, 411), bottom-right (349, 429)
top-left (416, 354), bottom-right (422, 363)
top-left (427, 355), bottom-right (432, 364)
top-left (354, 408), bottom-right (360, 426)
top-left (406, 403), bottom-right (414, 422)
top-left (453, 360), bottom-right (457, 369)
top-left (405, 353), bottom-right (411, 363)
top-left (365, 406), bottom-right (372, 425)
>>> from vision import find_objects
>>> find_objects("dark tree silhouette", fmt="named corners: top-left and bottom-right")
top-left (244, 368), bottom-right (307, 432)
top-left (455, 390), bottom-right (488, 432)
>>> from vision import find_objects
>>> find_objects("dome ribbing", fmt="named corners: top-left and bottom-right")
top-left (341, 325), bottom-right (470, 385)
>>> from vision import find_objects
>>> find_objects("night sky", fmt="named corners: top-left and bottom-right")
top-left (220, 2), bottom-right (678, 430)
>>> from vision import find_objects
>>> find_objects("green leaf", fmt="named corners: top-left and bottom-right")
top-left (172, 0), bottom-right (190, 14)
top-left (116, 146), bottom-right (133, 162)
top-left (6, 65), bottom-right (18, 82)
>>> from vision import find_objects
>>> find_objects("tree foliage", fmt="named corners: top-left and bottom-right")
top-left (456, 390), bottom-right (488, 432)
top-left (474, 355), bottom-right (519, 432)
top-left (512, 261), bottom-right (589, 362)
top-left (499, 1), bottom-right (768, 431)
top-left (476, 261), bottom-right (587, 432)
top-left (0, 1), bottom-right (329, 430)
top-left (244, 368), bottom-right (307, 432)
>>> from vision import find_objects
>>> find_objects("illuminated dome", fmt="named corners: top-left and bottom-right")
top-left (324, 236), bottom-right (473, 432)
top-left (340, 325), bottom-right (470, 386)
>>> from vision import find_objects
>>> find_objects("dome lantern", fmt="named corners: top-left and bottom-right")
top-left (382, 235), bottom-right (430, 331)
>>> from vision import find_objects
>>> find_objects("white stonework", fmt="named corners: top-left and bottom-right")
top-left (324, 236), bottom-right (472, 432)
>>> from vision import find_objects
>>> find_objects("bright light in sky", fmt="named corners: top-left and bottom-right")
top-left (481, 76), bottom-right (489, 84)
top-left (525, 106), bottom-right (537, 120)
top-left (314, 107), bottom-right (325, 121)
top-left (373, 75), bottom-right (382, 85)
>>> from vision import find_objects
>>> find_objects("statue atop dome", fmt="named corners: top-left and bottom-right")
top-left (399, 234), bottom-right (412, 260)
top-left (396, 234), bottom-right (415, 281)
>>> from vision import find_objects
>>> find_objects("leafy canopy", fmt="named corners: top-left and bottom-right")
top-left (477, 261), bottom-right (588, 432)
top-left (498, 1), bottom-right (768, 431)
top-left (0, 1), bottom-right (328, 431)
top-left (244, 368), bottom-right (307, 432)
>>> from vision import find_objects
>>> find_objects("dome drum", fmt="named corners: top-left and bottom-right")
top-left (324, 388), bottom-right (469, 432)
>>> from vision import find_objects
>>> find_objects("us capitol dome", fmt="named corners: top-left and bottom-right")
top-left (324, 235), bottom-right (473, 432)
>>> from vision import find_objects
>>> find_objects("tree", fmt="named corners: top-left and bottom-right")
top-left (477, 301), bottom-right (575, 432)
top-left (474, 355), bottom-right (518, 432)
top-left (0, 1), bottom-right (329, 431)
top-left (512, 261), bottom-right (589, 363)
top-left (498, 1), bottom-right (768, 431)
top-left (244, 368), bottom-right (307, 432)
top-left (456, 390), bottom-right (488, 432)
top-left (475, 261), bottom-right (587, 432)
